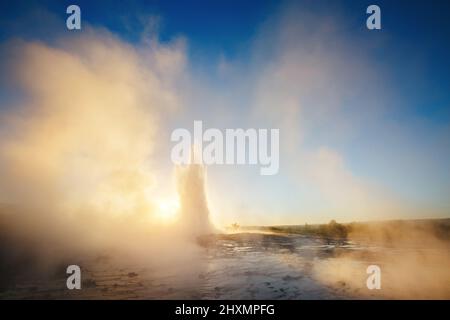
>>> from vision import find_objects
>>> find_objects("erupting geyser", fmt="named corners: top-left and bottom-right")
top-left (176, 151), bottom-right (214, 237)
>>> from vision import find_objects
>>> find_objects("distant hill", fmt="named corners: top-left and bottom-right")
top-left (237, 218), bottom-right (450, 245)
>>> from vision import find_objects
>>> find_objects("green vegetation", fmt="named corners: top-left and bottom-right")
top-left (240, 218), bottom-right (450, 245)
top-left (243, 220), bottom-right (348, 241)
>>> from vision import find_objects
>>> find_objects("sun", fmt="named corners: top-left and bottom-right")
top-left (156, 197), bottom-right (180, 222)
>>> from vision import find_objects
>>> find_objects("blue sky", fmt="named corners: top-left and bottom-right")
top-left (1, 0), bottom-right (449, 106)
top-left (0, 0), bottom-right (449, 225)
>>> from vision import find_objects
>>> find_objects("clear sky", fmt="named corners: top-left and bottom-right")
top-left (0, 0), bottom-right (449, 226)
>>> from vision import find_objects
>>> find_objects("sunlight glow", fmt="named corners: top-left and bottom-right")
top-left (156, 197), bottom-right (180, 222)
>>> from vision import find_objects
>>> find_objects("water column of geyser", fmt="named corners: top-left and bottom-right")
top-left (176, 145), bottom-right (214, 237)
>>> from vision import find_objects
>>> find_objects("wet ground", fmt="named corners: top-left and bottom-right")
top-left (1, 232), bottom-right (448, 299)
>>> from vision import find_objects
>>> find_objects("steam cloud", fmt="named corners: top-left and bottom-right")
top-left (0, 28), bottom-right (211, 283)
